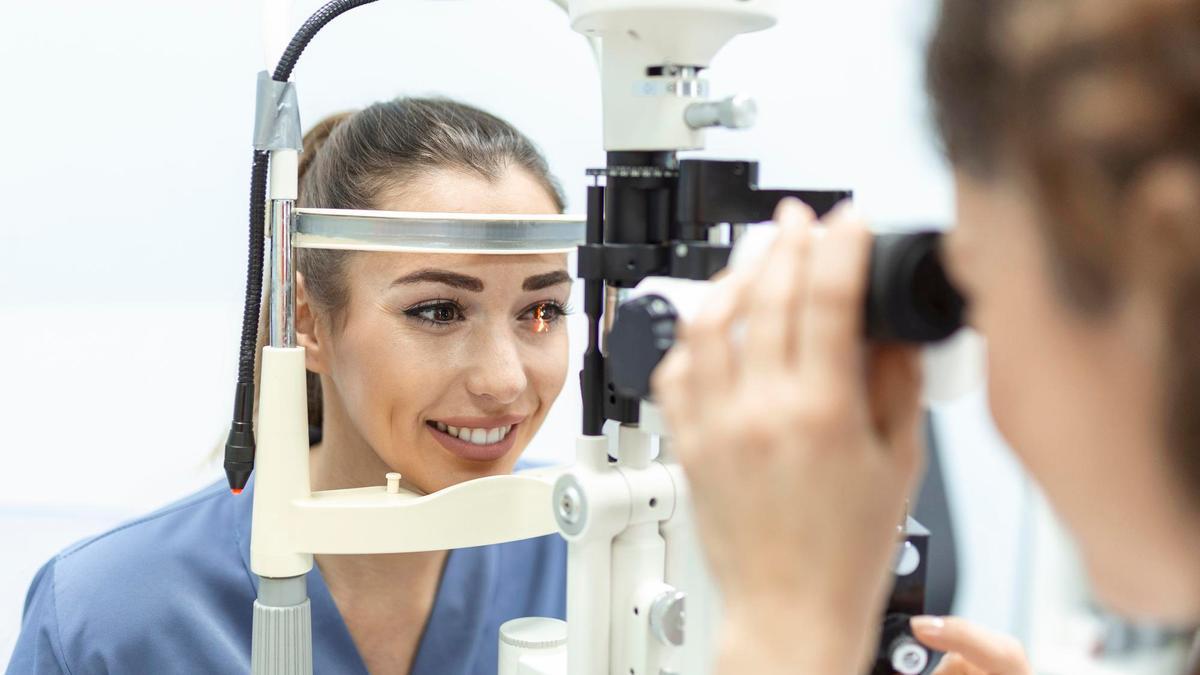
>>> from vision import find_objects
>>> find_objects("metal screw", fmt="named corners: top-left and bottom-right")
top-left (557, 485), bottom-right (582, 526)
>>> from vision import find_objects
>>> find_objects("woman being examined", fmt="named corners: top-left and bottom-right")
top-left (653, 0), bottom-right (1200, 673)
top-left (8, 98), bottom-right (573, 675)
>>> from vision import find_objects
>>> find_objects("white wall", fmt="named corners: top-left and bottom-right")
top-left (0, 0), bottom-right (1037, 667)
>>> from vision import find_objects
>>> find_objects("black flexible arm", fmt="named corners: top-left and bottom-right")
top-left (225, 0), bottom-right (381, 493)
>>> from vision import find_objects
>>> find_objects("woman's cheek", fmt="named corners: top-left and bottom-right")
top-left (365, 330), bottom-right (445, 444)
top-left (548, 330), bottom-right (570, 391)
top-left (528, 330), bottom-right (570, 414)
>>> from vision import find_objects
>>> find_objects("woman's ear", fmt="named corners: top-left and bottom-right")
top-left (296, 272), bottom-right (332, 375)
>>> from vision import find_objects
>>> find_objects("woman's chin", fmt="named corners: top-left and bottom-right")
top-left (407, 454), bottom-right (522, 494)
top-left (449, 458), bottom-right (517, 481)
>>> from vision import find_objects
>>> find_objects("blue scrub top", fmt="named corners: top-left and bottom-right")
top-left (7, 467), bottom-right (567, 674)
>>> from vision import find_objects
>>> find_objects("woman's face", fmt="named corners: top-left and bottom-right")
top-left (301, 168), bottom-right (569, 493)
top-left (944, 168), bottom-right (1200, 622)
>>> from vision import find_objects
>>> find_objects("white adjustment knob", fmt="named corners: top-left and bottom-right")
top-left (684, 94), bottom-right (758, 130)
top-left (386, 472), bottom-right (402, 494)
top-left (498, 617), bottom-right (567, 675)
top-left (649, 590), bottom-right (686, 646)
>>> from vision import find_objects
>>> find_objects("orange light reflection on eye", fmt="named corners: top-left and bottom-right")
top-left (534, 305), bottom-right (550, 333)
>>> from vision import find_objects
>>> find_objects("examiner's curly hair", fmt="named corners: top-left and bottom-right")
top-left (928, 0), bottom-right (1200, 505)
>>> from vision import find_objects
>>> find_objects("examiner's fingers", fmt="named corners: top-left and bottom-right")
top-left (678, 270), bottom-right (750, 406)
top-left (930, 652), bottom-right (984, 675)
top-left (742, 198), bottom-right (815, 375)
top-left (868, 344), bottom-right (925, 477)
top-left (797, 203), bottom-right (873, 399)
top-left (911, 617), bottom-right (1031, 675)
top-left (651, 346), bottom-right (694, 444)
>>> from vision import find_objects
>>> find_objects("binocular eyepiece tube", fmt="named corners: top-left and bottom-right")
top-left (865, 232), bottom-right (965, 343)
top-left (608, 231), bottom-right (966, 400)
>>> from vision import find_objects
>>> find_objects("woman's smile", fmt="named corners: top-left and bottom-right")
top-left (424, 415), bottom-right (528, 462)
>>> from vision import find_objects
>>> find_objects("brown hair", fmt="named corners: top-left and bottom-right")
top-left (928, 0), bottom-right (1200, 503)
top-left (294, 97), bottom-right (565, 429)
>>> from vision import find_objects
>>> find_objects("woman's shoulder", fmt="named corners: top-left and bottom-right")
top-left (50, 479), bottom-right (249, 589)
top-left (8, 480), bottom-right (254, 674)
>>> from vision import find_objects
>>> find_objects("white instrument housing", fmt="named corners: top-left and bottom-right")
top-left (569, 0), bottom-right (777, 150)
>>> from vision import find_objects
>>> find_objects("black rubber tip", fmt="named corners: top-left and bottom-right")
top-left (225, 466), bottom-right (252, 494)
top-left (224, 422), bottom-right (255, 493)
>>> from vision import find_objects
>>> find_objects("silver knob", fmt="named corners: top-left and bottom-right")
top-left (553, 476), bottom-right (588, 536)
top-left (684, 94), bottom-right (758, 130)
top-left (649, 590), bottom-right (686, 647)
top-left (889, 636), bottom-right (930, 675)
top-left (893, 540), bottom-right (922, 577)
top-left (557, 485), bottom-right (582, 526)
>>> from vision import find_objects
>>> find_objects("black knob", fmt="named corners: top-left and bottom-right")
top-left (608, 294), bottom-right (679, 400)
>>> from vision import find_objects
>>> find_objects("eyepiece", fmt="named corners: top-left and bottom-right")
top-left (865, 232), bottom-right (965, 343)
top-left (607, 232), bottom-right (968, 400)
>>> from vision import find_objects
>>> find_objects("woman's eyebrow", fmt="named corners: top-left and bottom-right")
top-left (523, 270), bottom-right (572, 291)
top-left (391, 269), bottom-right (485, 292)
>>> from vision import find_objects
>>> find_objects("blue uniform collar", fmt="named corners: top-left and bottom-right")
top-left (230, 476), bottom-right (501, 674)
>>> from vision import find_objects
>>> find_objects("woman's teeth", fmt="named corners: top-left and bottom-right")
top-left (433, 421), bottom-right (513, 445)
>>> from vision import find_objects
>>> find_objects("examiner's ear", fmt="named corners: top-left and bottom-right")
top-left (295, 273), bottom-right (332, 375)
top-left (1124, 158), bottom-right (1200, 285)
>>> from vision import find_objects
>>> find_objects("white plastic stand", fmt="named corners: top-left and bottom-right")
top-left (545, 405), bottom-right (706, 675)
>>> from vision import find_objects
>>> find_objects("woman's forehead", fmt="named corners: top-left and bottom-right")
top-left (376, 168), bottom-right (561, 215)
top-left (356, 251), bottom-right (569, 283)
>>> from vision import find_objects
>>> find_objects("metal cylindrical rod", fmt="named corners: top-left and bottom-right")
top-left (581, 184), bottom-right (606, 436)
top-left (252, 575), bottom-right (312, 675)
top-left (269, 199), bottom-right (297, 348)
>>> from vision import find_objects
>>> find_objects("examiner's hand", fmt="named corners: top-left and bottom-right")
top-left (652, 199), bottom-right (925, 674)
top-left (912, 616), bottom-right (1032, 675)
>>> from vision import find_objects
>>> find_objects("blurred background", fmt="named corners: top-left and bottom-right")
top-left (0, 1), bottom-right (1189, 672)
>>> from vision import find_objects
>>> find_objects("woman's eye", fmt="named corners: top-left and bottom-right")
top-left (523, 302), bottom-right (569, 333)
top-left (404, 302), bottom-right (464, 325)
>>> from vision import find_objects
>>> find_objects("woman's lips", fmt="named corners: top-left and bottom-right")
top-left (425, 420), bottom-right (521, 462)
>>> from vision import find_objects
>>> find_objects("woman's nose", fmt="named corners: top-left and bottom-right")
top-left (464, 330), bottom-right (528, 405)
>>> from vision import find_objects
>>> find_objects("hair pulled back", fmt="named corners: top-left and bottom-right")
top-left (294, 98), bottom-right (565, 429)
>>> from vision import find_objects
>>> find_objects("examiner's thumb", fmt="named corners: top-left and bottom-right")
top-left (910, 616), bottom-right (1031, 675)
